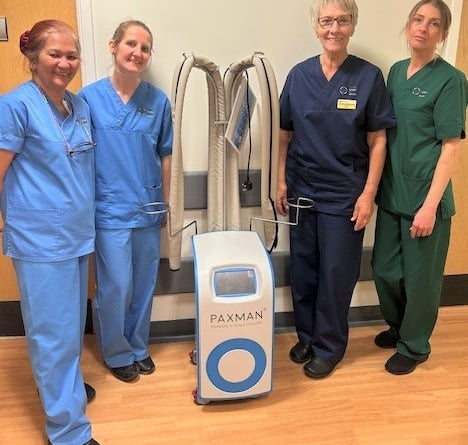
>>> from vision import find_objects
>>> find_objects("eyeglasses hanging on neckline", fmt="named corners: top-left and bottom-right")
top-left (36, 84), bottom-right (96, 158)
top-left (66, 117), bottom-right (96, 157)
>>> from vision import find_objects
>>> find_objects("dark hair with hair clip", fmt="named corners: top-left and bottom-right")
top-left (19, 20), bottom-right (81, 64)
top-left (19, 30), bottom-right (30, 55)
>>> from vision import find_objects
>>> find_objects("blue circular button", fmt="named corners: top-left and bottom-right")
top-left (206, 338), bottom-right (267, 393)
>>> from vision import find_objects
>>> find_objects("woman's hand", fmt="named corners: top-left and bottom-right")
top-left (410, 205), bottom-right (437, 238)
top-left (351, 192), bottom-right (374, 231)
top-left (275, 181), bottom-right (289, 217)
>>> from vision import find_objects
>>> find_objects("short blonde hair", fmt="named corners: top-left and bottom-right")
top-left (309, 0), bottom-right (359, 29)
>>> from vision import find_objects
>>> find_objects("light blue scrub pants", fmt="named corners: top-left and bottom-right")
top-left (14, 256), bottom-right (92, 445)
top-left (93, 225), bottom-right (161, 368)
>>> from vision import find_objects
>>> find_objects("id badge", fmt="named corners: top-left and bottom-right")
top-left (337, 99), bottom-right (357, 110)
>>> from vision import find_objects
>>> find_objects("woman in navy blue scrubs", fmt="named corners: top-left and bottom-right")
top-left (276, 0), bottom-right (395, 378)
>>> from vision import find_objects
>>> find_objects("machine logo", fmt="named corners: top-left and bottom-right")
top-left (210, 308), bottom-right (267, 325)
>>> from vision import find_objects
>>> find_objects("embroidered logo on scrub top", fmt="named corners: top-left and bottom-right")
top-left (138, 107), bottom-right (155, 116)
top-left (337, 85), bottom-right (358, 109)
top-left (412, 87), bottom-right (428, 98)
top-left (339, 85), bottom-right (358, 97)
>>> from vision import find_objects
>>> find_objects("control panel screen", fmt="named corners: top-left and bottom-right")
top-left (213, 268), bottom-right (257, 297)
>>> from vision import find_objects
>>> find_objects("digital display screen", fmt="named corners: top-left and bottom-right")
top-left (213, 268), bottom-right (257, 297)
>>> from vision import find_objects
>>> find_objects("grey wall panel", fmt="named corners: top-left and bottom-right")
top-left (1, 276), bottom-right (467, 337)
top-left (184, 170), bottom-right (262, 209)
top-left (156, 248), bottom-right (372, 294)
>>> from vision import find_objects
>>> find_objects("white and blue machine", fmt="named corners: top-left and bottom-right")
top-left (169, 53), bottom-right (280, 404)
top-left (192, 230), bottom-right (275, 405)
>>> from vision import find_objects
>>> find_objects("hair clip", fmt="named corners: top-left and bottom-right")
top-left (19, 30), bottom-right (30, 53)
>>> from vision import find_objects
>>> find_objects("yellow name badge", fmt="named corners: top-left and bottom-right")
top-left (337, 99), bottom-right (357, 110)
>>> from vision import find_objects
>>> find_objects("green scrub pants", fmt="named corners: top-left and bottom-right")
top-left (372, 207), bottom-right (451, 359)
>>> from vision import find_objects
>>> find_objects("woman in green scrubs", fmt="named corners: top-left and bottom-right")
top-left (372, 0), bottom-right (468, 375)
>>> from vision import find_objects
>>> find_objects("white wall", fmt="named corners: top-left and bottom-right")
top-left (75, 0), bottom-right (463, 319)
top-left (76, 0), bottom-right (462, 188)
top-left (77, 0), bottom-right (461, 172)
top-left (77, 0), bottom-right (462, 86)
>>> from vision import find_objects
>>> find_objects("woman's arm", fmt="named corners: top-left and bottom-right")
top-left (275, 129), bottom-right (291, 217)
top-left (410, 138), bottom-right (460, 238)
top-left (0, 150), bottom-right (15, 196)
top-left (160, 154), bottom-right (171, 226)
top-left (161, 154), bottom-right (171, 205)
top-left (351, 128), bottom-right (387, 231)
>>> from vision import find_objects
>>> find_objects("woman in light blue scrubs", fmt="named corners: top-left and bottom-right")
top-left (0, 21), bottom-right (99, 445)
top-left (79, 21), bottom-right (172, 383)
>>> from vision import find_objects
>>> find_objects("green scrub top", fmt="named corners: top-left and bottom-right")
top-left (377, 57), bottom-right (468, 219)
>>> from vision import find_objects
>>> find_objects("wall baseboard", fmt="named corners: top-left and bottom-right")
top-left (1, 274), bottom-right (467, 338)
top-left (148, 305), bottom-right (386, 344)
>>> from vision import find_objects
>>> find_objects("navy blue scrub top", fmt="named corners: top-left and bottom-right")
top-left (280, 55), bottom-right (395, 216)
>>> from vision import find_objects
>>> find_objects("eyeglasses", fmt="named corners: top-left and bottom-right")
top-left (67, 141), bottom-right (96, 157)
top-left (67, 117), bottom-right (96, 157)
top-left (317, 14), bottom-right (353, 29)
top-left (40, 88), bottom-right (97, 158)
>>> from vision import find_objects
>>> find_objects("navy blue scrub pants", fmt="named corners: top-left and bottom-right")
top-left (289, 209), bottom-right (364, 363)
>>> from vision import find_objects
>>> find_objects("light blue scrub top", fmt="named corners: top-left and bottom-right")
top-left (79, 78), bottom-right (173, 229)
top-left (0, 81), bottom-right (95, 262)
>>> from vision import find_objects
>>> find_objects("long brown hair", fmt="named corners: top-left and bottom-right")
top-left (110, 20), bottom-right (154, 51)
top-left (406, 0), bottom-right (452, 42)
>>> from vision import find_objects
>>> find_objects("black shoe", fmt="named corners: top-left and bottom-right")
top-left (108, 363), bottom-right (139, 382)
top-left (289, 341), bottom-right (314, 363)
top-left (38, 382), bottom-right (95, 404)
top-left (375, 330), bottom-right (399, 349)
top-left (48, 439), bottom-right (100, 445)
top-left (303, 356), bottom-right (339, 379)
top-left (84, 382), bottom-right (96, 404)
top-left (385, 352), bottom-right (428, 375)
top-left (135, 356), bottom-right (155, 375)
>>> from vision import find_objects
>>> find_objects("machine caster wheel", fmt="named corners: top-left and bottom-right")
top-left (192, 388), bottom-right (209, 405)
top-left (189, 348), bottom-right (197, 365)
